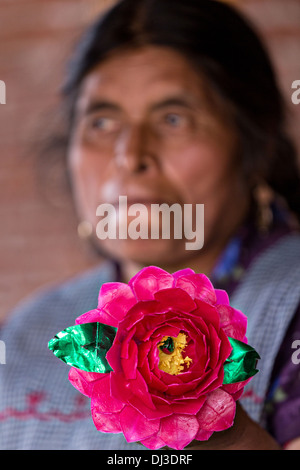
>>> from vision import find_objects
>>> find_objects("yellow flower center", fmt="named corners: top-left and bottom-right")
top-left (158, 332), bottom-right (192, 375)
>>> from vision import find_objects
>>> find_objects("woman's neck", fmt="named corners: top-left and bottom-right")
top-left (118, 240), bottom-right (230, 283)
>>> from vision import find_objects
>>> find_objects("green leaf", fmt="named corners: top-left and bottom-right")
top-left (48, 322), bottom-right (117, 373)
top-left (223, 337), bottom-right (260, 384)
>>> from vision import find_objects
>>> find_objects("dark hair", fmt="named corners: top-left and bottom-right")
top-left (47, 0), bottom-right (300, 221)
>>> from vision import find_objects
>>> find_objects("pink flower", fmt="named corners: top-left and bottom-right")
top-left (69, 266), bottom-right (249, 450)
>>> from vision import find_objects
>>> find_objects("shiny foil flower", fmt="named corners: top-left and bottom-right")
top-left (49, 266), bottom-right (259, 450)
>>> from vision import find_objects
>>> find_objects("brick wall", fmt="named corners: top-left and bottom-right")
top-left (0, 1), bottom-right (115, 322)
top-left (0, 0), bottom-right (299, 321)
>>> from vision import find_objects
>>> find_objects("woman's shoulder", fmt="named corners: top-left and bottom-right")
top-left (245, 231), bottom-right (300, 282)
top-left (233, 231), bottom-right (300, 314)
top-left (0, 260), bottom-right (117, 339)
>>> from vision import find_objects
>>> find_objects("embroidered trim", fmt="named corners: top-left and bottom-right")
top-left (0, 389), bottom-right (263, 424)
top-left (0, 391), bottom-right (90, 422)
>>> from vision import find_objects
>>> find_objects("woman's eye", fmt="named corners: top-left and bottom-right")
top-left (91, 116), bottom-right (119, 132)
top-left (164, 113), bottom-right (184, 127)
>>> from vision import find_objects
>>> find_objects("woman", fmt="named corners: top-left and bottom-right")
top-left (0, 0), bottom-right (299, 449)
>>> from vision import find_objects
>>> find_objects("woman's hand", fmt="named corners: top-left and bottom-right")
top-left (186, 402), bottom-right (281, 450)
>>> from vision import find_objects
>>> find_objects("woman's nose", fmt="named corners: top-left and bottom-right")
top-left (114, 124), bottom-right (157, 173)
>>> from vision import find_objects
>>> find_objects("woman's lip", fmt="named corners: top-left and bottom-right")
top-left (110, 197), bottom-right (178, 207)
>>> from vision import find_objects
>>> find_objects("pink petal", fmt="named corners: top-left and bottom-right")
top-left (75, 306), bottom-right (119, 329)
top-left (75, 308), bottom-right (102, 325)
top-left (106, 339), bottom-right (122, 373)
top-left (215, 289), bottom-right (230, 306)
top-left (186, 331), bottom-right (208, 374)
top-left (217, 305), bottom-right (247, 341)
top-left (118, 301), bottom-right (158, 336)
top-left (131, 370), bottom-right (155, 410)
top-left (68, 368), bottom-right (105, 397)
top-left (222, 386), bottom-right (245, 402)
top-left (222, 376), bottom-right (252, 400)
top-left (138, 341), bottom-right (153, 383)
top-left (172, 268), bottom-right (195, 280)
top-left (171, 396), bottom-right (206, 415)
top-left (160, 414), bottom-right (199, 450)
top-left (154, 288), bottom-right (196, 312)
top-left (148, 373), bottom-right (168, 393)
top-left (196, 389), bottom-right (236, 431)
top-left (110, 371), bottom-right (133, 403)
top-left (195, 365), bottom-right (224, 396)
top-left (140, 434), bottom-right (166, 450)
top-left (119, 405), bottom-right (160, 442)
top-left (139, 358), bottom-right (151, 384)
top-left (97, 282), bottom-right (136, 324)
top-left (174, 273), bottom-right (217, 304)
top-left (120, 327), bottom-right (136, 359)
top-left (170, 366), bottom-right (221, 400)
top-left (164, 367), bottom-right (219, 397)
top-left (92, 374), bottom-right (125, 413)
top-left (128, 394), bottom-right (172, 420)
top-left (137, 340), bottom-right (152, 368)
top-left (191, 299), bottom-right (220, 331)
top-left (129, 266), bottom-right (174, 301)
top-left (121, 339), bottom-right (138, 380)
top-left (218, 327), bottom-right (233, 363)
top-left (91, 400), bottom-right (122, 433)
top-left (160, 379), bottom-right (196, 397)
top-left (194, 428), bottom-right (213, 441)
top-left (111, 370), bottom-right (155, 411)
top-left (207, 323), bottom-right (221, 370)
top-left (142, 323), bottom-right (180, 342)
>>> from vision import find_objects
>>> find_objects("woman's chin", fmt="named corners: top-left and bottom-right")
top-left (97, 237), bottom-right (189, 267)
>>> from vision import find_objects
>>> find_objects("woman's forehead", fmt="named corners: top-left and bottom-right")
top-left (75, 46), bottom-right (210, 114)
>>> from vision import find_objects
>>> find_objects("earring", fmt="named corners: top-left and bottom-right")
top-left (253, 183), bottom-right (274, 234)
top-left (77, 220), bottom-right (93, 239)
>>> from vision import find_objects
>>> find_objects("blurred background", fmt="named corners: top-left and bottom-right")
top-left (0, 0), bottom-right (299, 322)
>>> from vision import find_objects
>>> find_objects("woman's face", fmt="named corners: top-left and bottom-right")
top-left (68, 46), bottom-right (250, 269)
